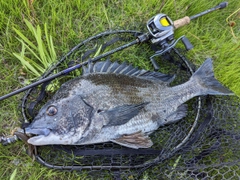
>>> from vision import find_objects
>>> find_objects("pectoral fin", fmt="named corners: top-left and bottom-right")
top-left (102, 102), bottom-right (149, 127)
top-left (111, 131), bottom-right (153, 149)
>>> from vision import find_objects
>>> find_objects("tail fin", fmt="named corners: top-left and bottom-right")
top-left (191, 58), bottom-right (233, 95)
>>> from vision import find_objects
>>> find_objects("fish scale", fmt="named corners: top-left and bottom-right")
top-left (25, 59), bottom-right (233, 149)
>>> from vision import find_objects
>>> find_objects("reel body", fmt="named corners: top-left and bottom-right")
top-left (147, 13), bottom-right (174, 45)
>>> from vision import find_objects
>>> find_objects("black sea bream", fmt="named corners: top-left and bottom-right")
top-left (25, 58), bottom-right (232, 149)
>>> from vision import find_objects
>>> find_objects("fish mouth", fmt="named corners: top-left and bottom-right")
top-left (27, 135), bottom-right (46, 145)
top-left (25, 127), bottom-right (52, 146)
top-left (25, 127), bottom-right (51, 136)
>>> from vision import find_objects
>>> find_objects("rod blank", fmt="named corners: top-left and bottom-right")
top-left (173, 2), bottom-right (228, 29)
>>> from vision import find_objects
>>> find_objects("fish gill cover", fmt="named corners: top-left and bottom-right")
top-left (19, 31), bottom-right (240, 179)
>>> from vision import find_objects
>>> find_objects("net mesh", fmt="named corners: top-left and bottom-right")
top-left (19, 31), bottom-right (240, 179)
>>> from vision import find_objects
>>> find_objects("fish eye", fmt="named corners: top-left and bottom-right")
top-left (46, 105), bottom-right (58, 116)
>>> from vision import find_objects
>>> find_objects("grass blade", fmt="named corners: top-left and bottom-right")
top-left (16, 37), bottom-right (42, 62)
top-left (36, 25), bottom-right (48, 67)
top-left (24, 19), bottom-right (37, 37)
top-left (23, 56), bottom-right (46, 74)
top-left (93, 44), bottom-right (102, 57)
top-left (10, 168), bottom-right (17, 180)
top-left (13, 27), bottom-right (37, 51)
top-left (13, 53), bottom-right (41, 77)
top-left (44, 23), bottom-right (57, 63)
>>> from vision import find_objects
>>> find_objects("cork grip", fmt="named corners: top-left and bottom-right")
top-left (173, 16), bottom-right (191, 29)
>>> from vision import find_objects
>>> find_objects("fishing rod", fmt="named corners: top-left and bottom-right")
top-left (0, 2), bottom-right (228, 102)
top-left (173, 1), bottom-right (228, 29)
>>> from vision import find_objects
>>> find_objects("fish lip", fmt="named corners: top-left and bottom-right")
top-left (25, 127), bottom-right (51, 136)
top-left (27, 135), bottom-right (45, 146)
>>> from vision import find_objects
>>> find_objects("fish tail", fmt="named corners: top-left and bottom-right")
top-left (191, 58), bottom-right (233, 95)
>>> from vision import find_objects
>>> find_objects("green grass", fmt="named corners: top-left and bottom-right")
top-left (13, 19), bottom-right (57, 78)
top-left (0, 0), bottom-right (240, 179)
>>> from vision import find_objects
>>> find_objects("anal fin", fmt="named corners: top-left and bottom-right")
top-left (164, 104), bottom-right (188, 125)
top-left (111, 131), bottom-right (153, 149)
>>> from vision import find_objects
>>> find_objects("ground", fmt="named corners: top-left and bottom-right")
top-left (0, 0), bottom-right (239, 179)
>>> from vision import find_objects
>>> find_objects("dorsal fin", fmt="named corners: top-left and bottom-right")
top-left (83, 60), bottom-right (175, 83)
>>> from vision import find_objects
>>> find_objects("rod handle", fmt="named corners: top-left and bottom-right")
top-left (173, 16), bottom-right (191, 29)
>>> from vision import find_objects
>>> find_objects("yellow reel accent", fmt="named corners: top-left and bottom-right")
top-left (160, 17), bottom-right (170, 26)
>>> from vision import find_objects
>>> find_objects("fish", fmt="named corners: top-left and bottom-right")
top-left (25, 58), bottom-right (233, 149)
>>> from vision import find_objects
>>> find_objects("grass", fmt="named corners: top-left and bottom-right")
top-left (13, 19), bottom-right (57, 78)
top-left (0, 0), bottom-right (239, 179)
